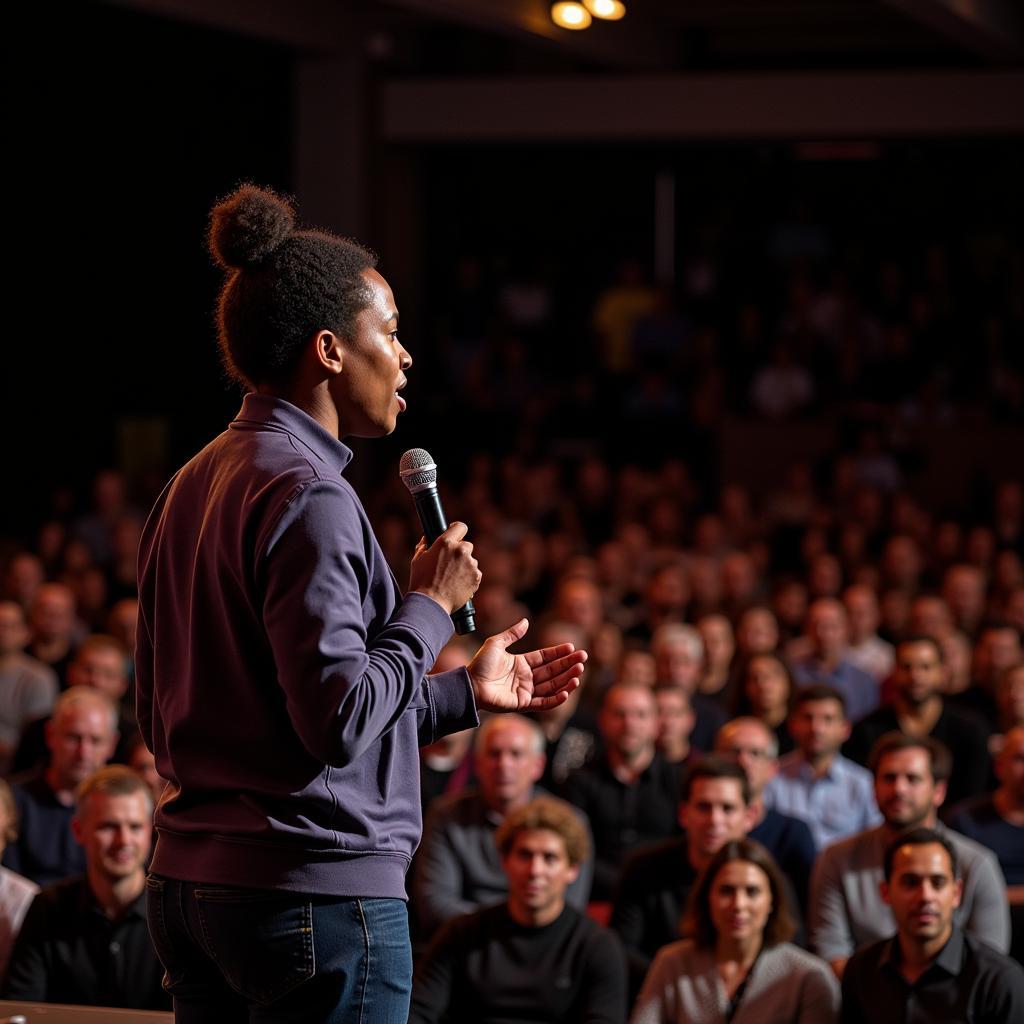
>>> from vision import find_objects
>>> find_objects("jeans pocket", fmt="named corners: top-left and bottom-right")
top-left (144, 874), bottom-right (180, 992)
top-left (195, 887), bottom-right (315, 1006)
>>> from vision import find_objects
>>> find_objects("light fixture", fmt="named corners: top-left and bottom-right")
top-left (551, 2), bottom-right (592, 30)
top-left (585, 0), bottom-right (626, 20)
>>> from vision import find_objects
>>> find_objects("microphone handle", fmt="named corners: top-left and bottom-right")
top-left (413, 487), bottom-right (477, 636)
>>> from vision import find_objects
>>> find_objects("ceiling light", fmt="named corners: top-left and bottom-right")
top-left (551, 2), bottom-right (592, 30)
top-left (585, 0), bottom-right (626, 20)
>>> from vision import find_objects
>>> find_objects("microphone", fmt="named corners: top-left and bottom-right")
top-left (399, 448), bottom-right (476, 635)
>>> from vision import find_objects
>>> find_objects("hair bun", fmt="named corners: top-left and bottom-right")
top-left (208, 184), bottom-right (295, 269)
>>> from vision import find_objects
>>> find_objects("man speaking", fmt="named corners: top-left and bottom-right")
top-left (136, 184), bottom-right (585, 1023)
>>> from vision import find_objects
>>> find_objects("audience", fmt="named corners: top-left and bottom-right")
top-left (845, 635), bottom-right (991, 805)
top-left (410, 797), bottom-right (627, 1024)
top-left (0, 779), bottom-right (38, 978)
top-left (809, 733), bottom-right (1009, 978)
top-left (565, 683), bottom-right (681, 900)
top-left (2, 765), bottom-right (168, 1009)
top-left (2, 687), bottom-right (118, 886)
top-left (631, 839), bottom-right (839, 1024)
top-left (765, 684), bottom-right (881, 849)
top-left (841, 828), bottom-right (1024, 1023)
top-left (415, 714), bottom-right (592, 940)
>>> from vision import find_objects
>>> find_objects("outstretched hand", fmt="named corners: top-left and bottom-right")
top-left (467, 618), bottom-right (586, 713)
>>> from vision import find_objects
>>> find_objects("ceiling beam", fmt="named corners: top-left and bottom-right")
top-left (877, 0), bottom-right (1024, 61)
top-left (380, 70), bottom-right (1024, 139)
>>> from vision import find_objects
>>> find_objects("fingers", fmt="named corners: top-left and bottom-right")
top-left (494, 618), bottom-right (529, 648)
top-left (526, 647), bottom-right (588, 683)
top-left (442, 521), bottom-right (469, 543)
top-left (522, 678), bottom-right (581, 712)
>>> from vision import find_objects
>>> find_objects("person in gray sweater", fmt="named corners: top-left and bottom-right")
top-left (809, 732), bottom-right (1009, 979)
top-left (631, 838), bottom-right (838, 1024)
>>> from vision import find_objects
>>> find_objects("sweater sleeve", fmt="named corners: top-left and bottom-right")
top-left (808, 846), bottom-right (855, 962)
top-left (258, 480), bottom-right (471, 767)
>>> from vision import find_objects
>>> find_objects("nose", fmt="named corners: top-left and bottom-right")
top-left (399, 344), bottom-right (412, 370)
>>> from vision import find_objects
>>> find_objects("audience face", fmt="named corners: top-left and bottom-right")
top-left (30, 583), bottom-right (76, 644)
top-left (997, 666), bottom-right (1024, 729)
top-left (475, 719), bottom-right (544, 813)
top-left (714, 721), bottom-right (777, 798)
top-left (68, 644), bottom-right (129, 700)
top-left (736, 608), bottom-right (779, 657)
top-left (974, 627), bottom-right (1022, 689)
top-left (843, 585), bottom-right (880, 645)
top-left (996, 727), bottom-right (1024, 804)
top-left (875, 747), bottom-right (944, 830)
top-left (46, 700), bottom-right (118, 792)
top-left (556, 579), bottom-right (604, 639)
top-left (805, 599), bottom-right (848, 661)
top-left (600, 685), bottom-right (658, 761)
top-left (942, 565), bottom-right (985, 631)
top-left (893, 640), bottom-right (944, 707)
top-left (653, 633), bottom-right (703, 691)
top-left (681, 777), bottom-right (752, 863)
top-left (881, 842), bottom-right (961, 949)
top-left (4, 553), bottom-right (44, 608)
top-left (73, 788), bottom-right (152, 884)
top-left (908, 595), bottom-right (954, 641)
top-left (698, 616), bottom-right (735, 675)
top-left (788, 698), bottom-right (849, 761)
top-left (743, 655), bottom-right (790, 717)
top-left (0, 601), bottom-right (30, 657)
top-left (655, 688), bottom-right (695, 757)
top-left (502, 828), bottom-right (579, 926)
top-left (708, 859), bottom-right (772, 946)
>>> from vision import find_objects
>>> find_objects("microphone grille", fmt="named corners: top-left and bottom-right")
top-left (399, 448), bottom-right (437, 493)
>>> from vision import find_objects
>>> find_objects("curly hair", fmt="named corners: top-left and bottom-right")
top-left (495, 796), bottom-right (590, 867)
top-left (208, 184), bottom-right (377, 389)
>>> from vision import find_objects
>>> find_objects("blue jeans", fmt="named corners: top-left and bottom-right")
top-left (145, 875), bottom-right (413, 1024)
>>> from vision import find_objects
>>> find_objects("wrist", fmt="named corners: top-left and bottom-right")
top-left (412, 587), bottom-right (454, 615)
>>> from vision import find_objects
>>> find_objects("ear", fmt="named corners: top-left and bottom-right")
top-left (565, 863), bottom-right (581, 886)
top-left (952, 877), bottom-right (963, 909)
top-left (933, 779), bottom-right (948, 809)
top-left (840, 721), bottom-right (851, 742)
top-left (529, 753), bottom-right (546, 784)
top-left (71, 815), bottom-right (84, 847)
top-left (879, 879), bottom-right (891, 907)
top-left (313, 330), bottom-right (344, 375)
top-left (744, 802), bottom-right (758, 831)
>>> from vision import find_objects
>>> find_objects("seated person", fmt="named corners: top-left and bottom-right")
top-left (414, 714), bottom-right (592, 940)
top-left (845, 635), bottom-right (990, 807)
top-left (809, 732), bottom-right (1009, 979)
top-left (713, 717), bottom-right (817, 912)
top-left (410, 796), bottom-right (627, 1024)
top-left (612, 756), bottom-right (803, 997)
top-left (841, 828), bottom-right (1024, 1023)
top-left (631, 838), bottom-right (839, 1024)
top-left (2, 765), bottom-right (169, 1009)
top-left (765, 685), bottom-right (881, 850)
top-left (0, 600), bottom-right (58, 775)
top-left (0, 779), bottom-right (38, 977)
top-left (3, 687), bottom-right (118, 886)
top-left (565, 682), bottom-right (682, 900)
top-left (946, 724), bottom-right (1024, 886)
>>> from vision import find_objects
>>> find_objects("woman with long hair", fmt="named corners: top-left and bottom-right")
top-left (631, 839), bottom-right (838, 1023)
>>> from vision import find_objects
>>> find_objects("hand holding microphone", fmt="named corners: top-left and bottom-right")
top-left (401, 449), bottom-right (478, 635)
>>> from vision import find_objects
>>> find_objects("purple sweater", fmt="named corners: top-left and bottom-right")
top-left (136, 393), bottom-right (478, 898)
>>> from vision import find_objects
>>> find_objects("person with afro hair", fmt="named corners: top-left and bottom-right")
top-left (136, 184), bottom-right (586, 1023)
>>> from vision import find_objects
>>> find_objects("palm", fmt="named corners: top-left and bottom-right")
top-left (468, 619), bottom-right (586, 714)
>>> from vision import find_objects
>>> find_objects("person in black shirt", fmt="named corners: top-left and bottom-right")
top-left (410, 796), bottom-right (626, 1024)
top-left (2, 764), bottom-right (168, 1009)
top-left (841, 827), bottom-right (1024, 1023)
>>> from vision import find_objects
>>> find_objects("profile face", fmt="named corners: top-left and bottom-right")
top-left (333, 269), bottom-right (411, 438)
top-left (882, 842), bottom-right (961, 944)
top-left (708, 859), bottom-right (772, 943)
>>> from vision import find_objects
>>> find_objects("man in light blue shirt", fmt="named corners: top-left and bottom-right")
top-left (765, 684), bottom-right (881, 849)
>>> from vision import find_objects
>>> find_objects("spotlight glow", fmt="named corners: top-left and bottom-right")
top-left (551, 2), bottom-right (592, 30)
top-left (585, 0), bottom-right (626, 20)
